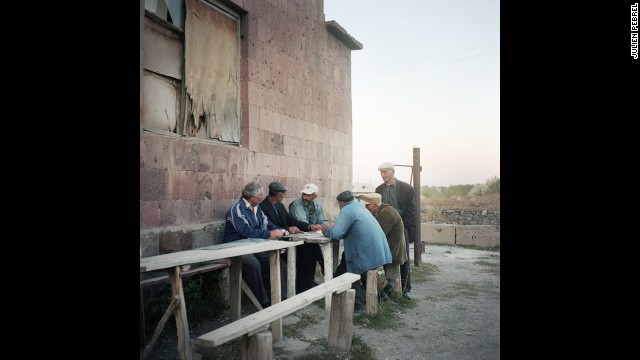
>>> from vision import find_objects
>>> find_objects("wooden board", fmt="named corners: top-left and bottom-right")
top-left (140, 239), bottom-right (303, 272)
top-left (195, 272), bottom-right (361, 348)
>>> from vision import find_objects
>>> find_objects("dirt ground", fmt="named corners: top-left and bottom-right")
top-left (142, 242), bottom-right (500, 360)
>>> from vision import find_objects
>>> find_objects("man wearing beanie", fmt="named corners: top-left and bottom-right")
top-left (376, 162), bottom-right (416, 299)
top-left (322, 190), bottom-right (392, 313)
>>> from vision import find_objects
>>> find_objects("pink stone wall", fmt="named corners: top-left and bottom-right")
top-left (140, 0), bottom-right (356, 255)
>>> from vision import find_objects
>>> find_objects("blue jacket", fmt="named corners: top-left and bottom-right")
top-left (322, 201), bottom-right (392, 274)
top-left (224, 197), bottom-right (281, 242)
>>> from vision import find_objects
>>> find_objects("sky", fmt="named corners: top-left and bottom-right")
top-left (324, 0), bottom-right (500, 187)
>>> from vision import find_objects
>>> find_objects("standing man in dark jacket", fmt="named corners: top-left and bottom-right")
top-left (375, 162), bottom-right (416, 299)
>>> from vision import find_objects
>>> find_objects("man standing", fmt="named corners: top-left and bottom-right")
top-left (223, 180), bottom-right (288, 308)
top-left (289, 183), bottom-right (329, 291)
top-left (376, 162), bottom-right (416, 299)
top-left (322, 190), bottom-right (392, 313)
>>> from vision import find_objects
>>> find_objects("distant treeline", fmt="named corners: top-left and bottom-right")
top-left (421, 176), bottom-right (500, 198)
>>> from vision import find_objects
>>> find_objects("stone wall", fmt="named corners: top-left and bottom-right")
top-left (430, 209), bottom-right (500, 228)
top-left (140, 0), bottom-right (359, 257)
top-left (421, 209), bottom-right (500, 248)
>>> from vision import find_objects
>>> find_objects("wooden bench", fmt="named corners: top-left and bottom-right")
top-left (194, 272), bottom-right (361, 360)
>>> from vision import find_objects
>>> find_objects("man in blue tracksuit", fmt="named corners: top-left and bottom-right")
top-left (224, 180), bottom-right (288, 308)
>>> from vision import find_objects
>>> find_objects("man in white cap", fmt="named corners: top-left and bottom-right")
top-left (289, 183), bottom-right (330, 292)
top-left (376, 162), bottom-right (416, 299)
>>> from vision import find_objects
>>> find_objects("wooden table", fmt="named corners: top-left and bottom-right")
top-left (280, 233), bottom-right (342, 311)
top-left (140, 238), bottom-right (303, 360)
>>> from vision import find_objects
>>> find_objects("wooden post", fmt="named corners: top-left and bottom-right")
top-left (230, 257), bottom-right (243, 321)
top-left (242, 331), bottom-right (272, 360)
top-left (269, 250), bottom-right (282, 343)
top-left (413, 147), bottom-right (422, 266)
top-left (365, 270), bottom-right (378, 315)
top-left (169, 267), bottom-right (193, 360)
top-left (319, 241), bottom-right (334, 311)
top-left (328, 289), bottom-right (355, 352)
top-left (287, 246), bottom-right (296, 299)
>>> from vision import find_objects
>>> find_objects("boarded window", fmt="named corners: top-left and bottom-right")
top-left (141, 0), bottom-right (241, 144)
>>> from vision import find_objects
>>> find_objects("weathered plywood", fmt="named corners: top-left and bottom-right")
top-left (142, 72), bottom-right (179, 132)
top-left (184, 0), bottom-right (240, 142)
top-left (143, 16), bottom-right (183, 80)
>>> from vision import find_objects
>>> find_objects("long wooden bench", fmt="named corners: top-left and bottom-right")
top-left (194, 272), bottom-right (361, 360)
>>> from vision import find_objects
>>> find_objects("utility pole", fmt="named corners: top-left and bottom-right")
top-left (412, 147), bottom-right (422, 266)
top-left (394, 147), bottom-right (423, 265)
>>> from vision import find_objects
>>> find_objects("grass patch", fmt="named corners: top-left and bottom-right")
top-left (199, 338), bottom-right (242, 360)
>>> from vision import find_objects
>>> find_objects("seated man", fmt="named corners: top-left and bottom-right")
top-left (223, 180), bottom-right (288, 308)
top-left (289, 183), bottom-right (330, 292)
top-left (259, 181), bottom-right (313, 296)
top-left (322, 190), bottom-right (392, 313)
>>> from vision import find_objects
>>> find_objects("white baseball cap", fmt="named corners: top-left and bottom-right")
top-left (301, 183), bottom-right (319, 195)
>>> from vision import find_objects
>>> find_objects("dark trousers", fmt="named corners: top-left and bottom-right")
top-left (401, 225), bottom-right (412, 292)
top-left (296, 243), bottom-right (323, 293)
top-left (242, 252), bottom-right (270, 306)
top-left (334, 252), bottom-right (369, 308)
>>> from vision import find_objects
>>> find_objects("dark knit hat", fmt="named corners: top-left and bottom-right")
top-left (336, 190), bottom-right (355, 202)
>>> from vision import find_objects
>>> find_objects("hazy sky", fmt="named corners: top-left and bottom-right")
top-left (324, 0), bottom-right (500, 187)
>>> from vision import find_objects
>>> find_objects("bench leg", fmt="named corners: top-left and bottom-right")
top-left (365, 270), bottom-right (378, 315)
top-left (327, 289), bottom-right (356, 352)
top-left (242, 331), bottom-right (272, 360)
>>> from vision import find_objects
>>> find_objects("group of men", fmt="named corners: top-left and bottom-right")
top-left (223, 161), bottom-right (417, 312)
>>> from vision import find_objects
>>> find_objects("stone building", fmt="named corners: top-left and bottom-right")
top-left (140, 0), bottom-right (362, 256)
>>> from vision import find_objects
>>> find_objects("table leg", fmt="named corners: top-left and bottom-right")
top-left (169, 266), bottom-right (193, 360)
top-left (269, 251), bottom-right (283, 343)
top-left (287, 247), bottom-right (296, 299)
top-left (319, 242), bottom-right (334, 311)
top-left (229, 257), bottom-right (243, 321)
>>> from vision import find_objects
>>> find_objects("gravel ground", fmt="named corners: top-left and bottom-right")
top-left (142, 243), bottom-right (500, 359)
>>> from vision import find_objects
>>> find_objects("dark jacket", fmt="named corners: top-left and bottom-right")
top-left (259, 198), bottom-right (311, 231)
top-left (376, 179), bottom-right (416, 243)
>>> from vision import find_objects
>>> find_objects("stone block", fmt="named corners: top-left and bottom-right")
top-left (421, 223), bottom-right (455, 245)
top-left (455, 225), bottom-right (500, 248)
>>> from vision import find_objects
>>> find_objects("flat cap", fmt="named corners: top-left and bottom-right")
top-left (359, 193), bottom-right (382, 205)
top-left (378, 162), bottom-right (395, 171)
top-left (268, 182), bottom-right (288, 193)
top-left (336, 190), bottom-right (355, 202)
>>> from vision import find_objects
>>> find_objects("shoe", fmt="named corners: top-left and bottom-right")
top-left (382, 281), bottom-right (394, 296)
top-left (378, 290), bottom-right (389, 301)
top-left (402, 291), bottom-right (412, 300)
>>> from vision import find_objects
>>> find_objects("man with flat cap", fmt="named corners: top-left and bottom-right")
top-left (376, 161), bottom-right (416, 299)
top-left (259, 181), bottom-right (313, 297)
top-left (359, 192), bottom-right (408, 300)
top-left (322, 190), bottom-right (392, 313)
